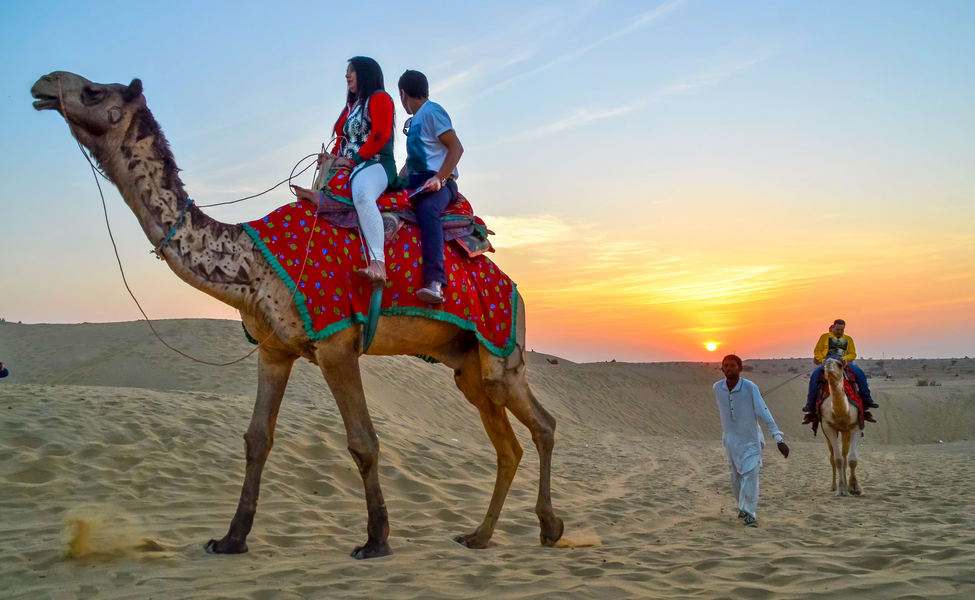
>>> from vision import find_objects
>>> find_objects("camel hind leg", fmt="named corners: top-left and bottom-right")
top-left (479, 345), bottom-right (564, 546)
top-left (452, 350), bottom-right (523, 548)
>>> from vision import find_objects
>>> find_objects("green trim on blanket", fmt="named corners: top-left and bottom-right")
top-left (242, 223), bottom-right (519, 357)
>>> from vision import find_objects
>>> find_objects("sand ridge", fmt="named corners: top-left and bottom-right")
top-left (1, 320), bottom-right (973, 598)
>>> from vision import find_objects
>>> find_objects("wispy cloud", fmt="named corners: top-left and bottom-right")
top-left (494, 50), bottom-right (773, 144)
top-left (470, 0), bottom-right (685, 101)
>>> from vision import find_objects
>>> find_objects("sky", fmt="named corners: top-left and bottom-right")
top-left (1, 1), bottom-right (973, 362)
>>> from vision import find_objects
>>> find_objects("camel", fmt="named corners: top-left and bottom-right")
top-left (819, 358), bottom-right (862, 496)
top-left (30, 71), bottom-right (564, 559)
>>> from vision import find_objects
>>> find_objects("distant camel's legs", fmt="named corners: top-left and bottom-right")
top-left (826, 433), bottom-right (837, 492)
top-left (206, 349), bottom-right (295, 554)
top-left (453, 352), bottom-right (523, 548)
top-left (848, 430), bottom-right (862, 496)
top-left (316, 346), bottom-right (390, 559)
top-left (833, 428), bottom-right (849, 496)
top-left (481, 348), bottom-right (564, 546)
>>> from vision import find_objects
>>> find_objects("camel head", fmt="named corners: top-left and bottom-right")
top-left (31, 71), bottom-right (145, 159)
top-left (823, 357), bottom-right (845, 384)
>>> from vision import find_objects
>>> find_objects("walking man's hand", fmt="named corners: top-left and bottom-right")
top-left (777, 441), bottom-right (790, 458)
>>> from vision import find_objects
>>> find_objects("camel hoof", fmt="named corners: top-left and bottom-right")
top-left (204, 537), bottom-right (248, 554)
top-left (540, 517), bottom-right (565, 547)
top-left (851, 487), bottom-right (863, 496)
top-left (350, 540), bottom-right (391, 560)
top-left (836, 490), bottom-right (849, 497)
top-left (453, 532), bottom-right (490, 549)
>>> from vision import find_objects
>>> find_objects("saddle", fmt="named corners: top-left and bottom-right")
top-left (316, 163), bottom-right (493, 258)
top-left (811, 366), bottom-right (867, 434)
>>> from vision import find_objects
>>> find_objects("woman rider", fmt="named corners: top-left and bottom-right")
top-left (329, 56), bottom-right (398, 284)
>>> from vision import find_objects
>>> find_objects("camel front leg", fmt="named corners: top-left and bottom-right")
top-left (453, 358), bottom-right (523, 548)
top-left (206, 349), bottom-right (295, 554)
top-left (835, 430), bottom-right (851, 496)
top-left (825, 434), bottom-right (837, 492)
top-left (317, 350), bottom-right (390, 559)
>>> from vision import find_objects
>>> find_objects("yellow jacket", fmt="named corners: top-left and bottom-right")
top-left (814, 333), bottom-right (857, 364)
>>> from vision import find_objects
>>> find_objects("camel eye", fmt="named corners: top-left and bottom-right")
top-left (80, 86), bottom-right (105, 106)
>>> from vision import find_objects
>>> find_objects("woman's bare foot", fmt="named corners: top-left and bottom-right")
top-left (356, 260), bottom-right (386, 285)
top-left (291, 185), bottom-right (318, 204)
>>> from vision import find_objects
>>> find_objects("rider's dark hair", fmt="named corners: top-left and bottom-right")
top-left (398, 70), bottom-right (429, 99)
top-left (347, 56), bottom-right (385, 106)
top-left (722, 354), bottom-right (743, 368)
top-left (833, 318), bottom-right (846, 326)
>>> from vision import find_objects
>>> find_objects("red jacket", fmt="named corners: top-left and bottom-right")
top-left (331, 91), bottom-right (395, 162)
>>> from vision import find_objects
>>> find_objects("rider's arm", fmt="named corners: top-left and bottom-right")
top-left (435, 129), bottom-right (463, 182)
top-left (813, 333), bottom-right (829, 365)
top-left (844, 336), bottom-right (857, 363)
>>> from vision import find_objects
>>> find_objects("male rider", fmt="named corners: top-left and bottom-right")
top-left (802, 319), bottom-right (878, 424)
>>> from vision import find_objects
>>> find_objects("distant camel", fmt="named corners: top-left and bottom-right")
top-left (31, 71), bottom-right (564, 558)
top-left (820, 358), bottom-right (862, 496)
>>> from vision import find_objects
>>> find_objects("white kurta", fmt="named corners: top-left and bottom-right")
top-left (713, 377), bottom-right (784, 518)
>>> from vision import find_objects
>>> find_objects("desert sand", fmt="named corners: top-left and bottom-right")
top-left (1, 319), bottom-right (973, 599)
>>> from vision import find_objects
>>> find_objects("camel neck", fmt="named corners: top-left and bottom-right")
top-left (96, 107), bottom-right (256, 311)
top-left (828, 374), bottom-right (849, 417)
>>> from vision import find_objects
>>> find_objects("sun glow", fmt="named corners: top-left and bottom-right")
top-left (704, 341), bottom-right (719, 352)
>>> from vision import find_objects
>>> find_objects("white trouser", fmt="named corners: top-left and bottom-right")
top-left (730, 464), bottom-right (761, 518)
top-left (350, 162), bottom-right (387, 262)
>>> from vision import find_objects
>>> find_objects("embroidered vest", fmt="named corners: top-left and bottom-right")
top-left (342, 96), bottom-right (397, 186)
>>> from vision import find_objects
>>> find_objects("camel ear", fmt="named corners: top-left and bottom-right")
top-left (122, 78), bottom-right (143, 102)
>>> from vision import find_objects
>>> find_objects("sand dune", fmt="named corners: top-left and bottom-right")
top-left (1, 320), bottom-right (973, 598)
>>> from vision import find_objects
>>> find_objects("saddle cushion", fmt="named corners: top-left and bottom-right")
top-left (241, 198), bottom-right (518, 356)
top-left (317, 166), bottom-right (493, 257)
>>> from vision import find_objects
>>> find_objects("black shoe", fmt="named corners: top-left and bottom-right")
top-left (742, 513), bottom-right (758, 527)
top-left (802, 413), bottom-right (818, 425)
top-left (865, 400), bottom-right (879, 409)
top-left (864, 411), bottom-right (876, 423)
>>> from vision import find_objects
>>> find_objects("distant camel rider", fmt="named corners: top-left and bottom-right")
top-left (802, 319), bottom-right (877, 424)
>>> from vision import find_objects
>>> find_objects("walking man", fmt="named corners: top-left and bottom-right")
top-left (714, 354), bottom-right (789, 526)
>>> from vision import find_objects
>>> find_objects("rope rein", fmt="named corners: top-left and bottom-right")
top-left (58, 76), bottom-right (323, 366)
top-left (761, 370), bottom-right (806, 398)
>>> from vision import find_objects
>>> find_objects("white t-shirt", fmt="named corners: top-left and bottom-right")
top-left (405, 100), bottom-right (458, 178)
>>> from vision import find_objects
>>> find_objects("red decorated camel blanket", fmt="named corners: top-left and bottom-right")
top-left (241, 195), bottom-right (518, 356)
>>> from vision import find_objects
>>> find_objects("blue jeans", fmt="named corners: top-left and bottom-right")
top-left (805, 362), bottom-right (874, 410)
top-left (409, 171), bottom-right (457, 286)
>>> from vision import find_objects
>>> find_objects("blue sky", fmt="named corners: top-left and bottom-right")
top-left (1, 1), bottom-right (973, 360)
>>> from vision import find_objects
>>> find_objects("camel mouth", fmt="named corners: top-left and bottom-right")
top-left (32, 93), bottom-right (60, 111)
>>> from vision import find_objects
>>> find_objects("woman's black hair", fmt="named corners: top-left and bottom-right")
top-left (347, 56), bottom-right (385, 106)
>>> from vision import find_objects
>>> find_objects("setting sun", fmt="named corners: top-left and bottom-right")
top-left (704, 341), bottom-right (719, 352)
